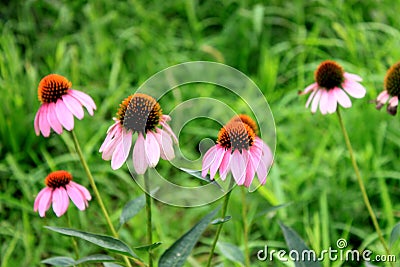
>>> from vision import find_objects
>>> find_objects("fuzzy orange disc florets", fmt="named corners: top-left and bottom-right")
top-left (38, 74), bottom-right (71, 103)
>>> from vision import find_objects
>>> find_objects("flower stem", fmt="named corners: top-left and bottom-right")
top-left (241, 187), bottom-right (251, 267)
top-left (206, 179), bottom-right (234, 267)
top-left (70, 130), bottom-right (133, 267)
top-left (67, 212), bottom-right (79, 261)
top-left (336, 109), bottom-right (391, 258)
top-left (144, 172), bottom-right (153, 267)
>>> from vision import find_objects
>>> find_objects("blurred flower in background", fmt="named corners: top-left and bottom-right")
top-left (34, 74), bottom-right (96, 137)
top-left (99, 93), bottom-right (178, 174)
top-left (34, 170), bottom-right (92, 217)
top-left (299, 60), bottom-right (366, 114)
top-left (375, 62), bottom-right (400, 115)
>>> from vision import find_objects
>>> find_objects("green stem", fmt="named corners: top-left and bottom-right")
top-left (206, 179), bottom-right (234, 267)
top-left (67, 212), bottom-right (79, 262)
top-left (336, 109), bottom-right (391, 259)
top-left (144, 172), bottom-right (153, 267)
top-left (70, 130), bottom-right (133, 267)
top-left (241, 187), bottom-right (251, 267)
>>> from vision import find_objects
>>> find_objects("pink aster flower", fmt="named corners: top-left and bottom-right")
top-left (375, 62), bottom-right (400, 115)
top-left (34, 74), bottom-right (97, 137)
top-left (34, 170), bottom-right (91, 217)
top-left (202, 115), bottom-right (273, 187)
top-left (99, 93), bottom-right (178, 174)
top-left (299, 60), bottom-right (366, 114)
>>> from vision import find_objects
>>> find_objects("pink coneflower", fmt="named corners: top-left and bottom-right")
top-left (375, 62), bottom-right (400, 115)
top-left (34, 170), bottom-right (91, 217)
top-left (299, 60), bottom-right (366, 114)
top-left (202, 115), bottom-right (273, 187)
top-left (99, 93), bottom-right (178, 174)
top-left (34, 74), bottom-right (97, 137)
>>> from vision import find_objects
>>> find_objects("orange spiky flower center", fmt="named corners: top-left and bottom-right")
top-left (384, 62), bottom-right (400, 97)
top-left (229, 114), bottom-right (259, 135)
top-left (45, 170), bottom-right (72, 189)
top-left (38, 74), bottom-right (71, 103)
top-left (117, 93), bottom-right (162, 133)
top-left (217, 121), bottom-right (255, 151)
top-left (314, 60), bottom-right (344, 90)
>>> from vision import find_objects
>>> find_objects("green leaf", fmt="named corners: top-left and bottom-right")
top-left (179, 167), bottom-right (222, 189)
top-left (45, 226), bottom-right (138, 258)
top-left (119, 194), bottom-right (146, 226)
top-left (76, 254), bottom-right (116, 264)
top-left (217, 242), bottom-right (245, 265)
top-left (158, 207), bottom-right (220, 267)
top-left (211, 215), bottom-right (231, 225)
top-left (256, 203), bottom-right (292, 217)
top-left (41, 257), bottom-right (75, 266)
top-left (390, 222), bottom-right (400, 246)
top-left (134, 242), bottom-right (162, 252)
top-left (279, 222), bottom-right (322, 267)
top-left (104, 263), bottom-right (124, 267)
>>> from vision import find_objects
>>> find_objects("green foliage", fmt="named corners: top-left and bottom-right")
top-left (1, 0), bottom-right (400, 266)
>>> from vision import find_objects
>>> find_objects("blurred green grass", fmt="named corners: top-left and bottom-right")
top-left (1, 0), bottom-right (400, 266)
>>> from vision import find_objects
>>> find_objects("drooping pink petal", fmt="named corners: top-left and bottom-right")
top-left (300, 83), bottom-right (318, 95)
top-left (62, 94), bottom-right (85, 119)
top-left (69, 89), bottom-right (96, 115)
top-left (34, 108), bottom-right (41, 136)
top-left (66, 184), bottom-right (86, 210)
top-left (319, 89), bottom-right (329, 115)
top-left (145, 131), bottom-right (161, 168)
top-left (342, 80), bottom-right (366, 98)
top-left (160, 120), bottom-right (178, 144)
top-left (326, 90), bottom-right (337, 114)
top-left (377, 90), bottom-right (390, 103)
top-left (334, 88), bottom-right (352, 108)
top-left (34, 187), bottom-right (53, 217)
top-left (209, 146), bottom-right (225, 180)
top-left (38, 104), bottom-right (51, 137)
top-left (55, 99), bottom-right (74, 131)
top-left (133, 133), bottom-right (148, 174)
top-left (202, 145), bottom-right (217, 177)
top-left (70, 181), bottom-right (92, 201)
top-left (344, 72), bottom-right (362, 82)
top-left (230, 150), bottom-right (246, 185)
top-left (311, 89), bottom-right (322, 113)
top-left (305, 90), bottom-right (317, 108)
top-left (47, 102), bottom-right (63, 134)
top-left (111, 129), bottom-right (133, 170)
top-left (155, 129), bottom-right (175, 160)
top-left (243, 150), bottom-right (256, 187)
top-left (219, 149), bottom-right (231, 180)
top-left (52, 188), bottom-right (70, 217)
top-left (389, 96), bottom-right (398, 107)
top-left (99, 122), bottom-right (121, 152)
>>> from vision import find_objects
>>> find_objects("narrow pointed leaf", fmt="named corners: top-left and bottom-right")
top-left (256, 202), bottom-right (292, 217)
top-left (279, 222), bottom-right (321, 267)
top-left (76, 254), bottom-right (116, 264)
top-left (119, 194), bottom-right (146, 226)
top-left (211, 215), bottom-right (232, 225)
top-left (217, 242), bottom-right (245, 265)
top-left (390, 222), bottom-right (400, 246)
top-left (104, 263), bottom-right (125, 267)
top-left (41, 257), bottom-right (75, 266)
top-left (134, 242), bottom-right (162, 251)
top-left (158, 207), bottom-right (220, 267)
top-left (179, 168), bottom-right (222, 189)
top-left (45, 226), bottom-right (138, 258)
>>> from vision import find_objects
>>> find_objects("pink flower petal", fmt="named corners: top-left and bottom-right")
top-left (344, 72), bottom-right (362, 82)
top-left (69, 89), bottom-right (96, 115)
top-left (47, 102), bottom-right (63, 134)
top-left (389, 96), bottom-right (398, 106)
top-left (334, 88), bottom-right (352, 108)
top-left (326, 90), bottom-right (337, 114)
top-left (219, 149), bottom-right (231, 180)
top-left (300, 83), bottom-right (318, 95)
top-left (305, 90), bottom-right (317, 108)
top-left (202, 145), bottom-right (217, 177)
top-left (38, 104), bottom-right (51, 137)
top-left (111, 129), bottom-right (133, 170)
top-left (160, 121), bottom-right (178, 144)
top-left (62, 94), bottom-right (85, 120)
top-left (99, 122), bottom-right (121, 152)
top-left (70, 181), bottom-right (92, 201)
top-left (34, 187), bottom-right (53, 217)
top-left (377, 90), bottom-right (390, 103)
top-left (155, 129), bottom-right (175, 160)
top-left (311, 89), bottom-right (322, 113)
top-left (55, 99), bottom-right (74, 131)
top-left (244, 150), bottom-right (256, 187)
top-left (342, 80), bottom-right (366, 98)
top-left (209, 146), bottom-right (225, 180)
top-left (231, 150), bottom-right (246, 185)
top-left (34, 108), bottom-right (41, 136)
top-left (66, 184), bottom-right (86, 210)
top-left (145, 131), bottom-right (161, 168)
top-left (133, 133), bottom-right (148, 174)
top-left (52, 188), bottom-right (69, 217)
top-left (319, 90), bottom-right (329, 115)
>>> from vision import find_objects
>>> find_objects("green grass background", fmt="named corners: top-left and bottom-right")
top-left (1, 0), bottom-right (400, 266)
